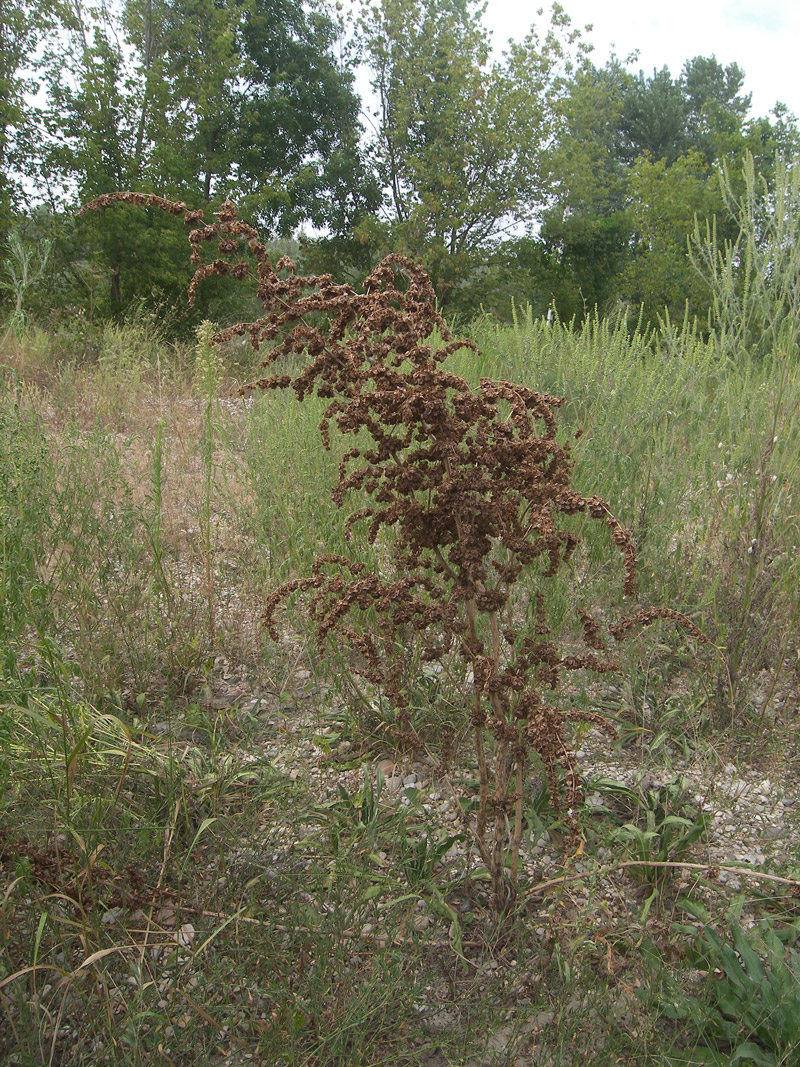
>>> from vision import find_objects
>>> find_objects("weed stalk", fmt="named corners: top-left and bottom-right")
top-left (82, 192), bottom-right (705, 916)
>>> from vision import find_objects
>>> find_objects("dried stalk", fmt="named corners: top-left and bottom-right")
top-left (82, 193), bottom-right (706, 914)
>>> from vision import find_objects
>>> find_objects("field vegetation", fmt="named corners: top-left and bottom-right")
top-left (1, 158), bottom-right (799, 1065)
top-left (3, 0), bottom-right (800, 1061)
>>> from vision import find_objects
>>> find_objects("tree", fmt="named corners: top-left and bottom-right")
top-left (36, 0), bottom-right (184, 309)
top-left (34, 0), bottom-right (377, 317)
top-left (682, 55), bottom-right (751, 162)
top-left (120, 0), bottom-right (377, 230)
top-left (690, 152), bottom-right (800, 363)
top-left (537, 61), bottom-right (633, 317)
top-left (614, 57), bottom-right (752, 167)
top-left (616, 66), bottom-right (688, 166)
top-left (737, 103), bottom-right (800, 191)
top-left (615, 60), bottom-right (795, 325)
top-left (533, 53), bottom-right (800, 325)
top-left (357, 0), bottom-right (585, 301)
top-left (0, 0), bottom-right (59, 240)
top-left (620, 149), bottom-right (724, 323)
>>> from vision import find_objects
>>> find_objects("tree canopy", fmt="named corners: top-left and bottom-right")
top-left (355, 0), bottom-right (587, 300)
top-left (1, 0), bottom-right (798, 330)
top-left (14, 0), bottom-right (377, 317)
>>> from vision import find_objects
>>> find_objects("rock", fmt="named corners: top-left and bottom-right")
top-left (176, 923), bottom-right (195, 948)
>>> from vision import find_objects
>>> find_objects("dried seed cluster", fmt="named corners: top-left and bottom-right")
top-left (83, 193), bottom-right (705, 912)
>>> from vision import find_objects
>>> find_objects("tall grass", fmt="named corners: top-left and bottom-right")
top-left (464, 303), bottom-right (800, 725)
top-left (1, 273), bottom-right (796, 744)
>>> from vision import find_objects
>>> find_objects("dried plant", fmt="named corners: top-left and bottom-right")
top-left (82, 193), bottom-right (704, 913)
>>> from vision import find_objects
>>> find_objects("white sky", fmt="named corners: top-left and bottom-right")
top-left (485, 0), bottom-right (800, 119)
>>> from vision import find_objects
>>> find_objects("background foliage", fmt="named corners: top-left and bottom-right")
top-left (2, 0), bottom-right (799, 332)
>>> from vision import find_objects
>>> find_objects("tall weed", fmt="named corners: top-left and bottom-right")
top-left (80, 194), bottom-right (705, 913)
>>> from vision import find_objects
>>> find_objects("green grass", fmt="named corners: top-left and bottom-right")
top-left (1, 303), bottom-right (799, 1064)
top-left (465, 311), bottom-right (800, 727)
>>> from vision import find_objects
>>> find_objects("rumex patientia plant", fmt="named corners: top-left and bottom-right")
top-left (82, 193), bottom-right (704, 913)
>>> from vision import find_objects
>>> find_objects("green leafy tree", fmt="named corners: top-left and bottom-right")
top-left (536, 53), bottom-right (799, 325)
top-left (617, 57), bottom-right (752, 166)
top-left (121, 0), bottom-right (377, 230)
top-left (537, 61), bottom-right (633, 318)
top-left (34, 0), bottom-right (184, 311)
top-left (737, 103), bottom-right (800, 191)
top-left (620, 148), bottom-right (724, 324)
top-left (617, 65), bottom-right (688, 166)
top-left (357, 0), bottom-right (585, 303)
top-left (691, 152), bottom-right (800, 363)
top-left (615, 61), bottom-right (791, 326)
top-left (681, 55), bottom-right (751, 162)
top-left (0, 0), bottom-right (60, 241)
top-left (34, 0), bottom-right (377, 318)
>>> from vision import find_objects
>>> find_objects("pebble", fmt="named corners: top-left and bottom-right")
top-left (176, 923), bottom-right (195, 947)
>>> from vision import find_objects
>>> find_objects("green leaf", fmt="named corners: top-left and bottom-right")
top-left (678, 897), bottom-right (712, 923)
top-left (729, 1042), bottom-right (777, 1067)
top-left (32, 910), bottom-right (47, 969)
top-left (66, 724), bottom-right (93, 796)
top-left (716, 945), bottom-right (751, 998)
top-left (640, 886), bottom-right (658, 925)
top-left (179, 817), bottom-right (218, 879)
top-left (662, 1050), bottom-right (730, 1066)
top-left (731, 924), bottom-right (765, 983)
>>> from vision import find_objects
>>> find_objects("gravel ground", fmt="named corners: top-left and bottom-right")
top-left (205, 658), bottom-right (800, 925)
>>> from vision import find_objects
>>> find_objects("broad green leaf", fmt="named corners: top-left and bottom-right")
top-left (729, 1042), bottom-right (777, 1067)
top-left (732, 925), bottom-right (765, 983)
